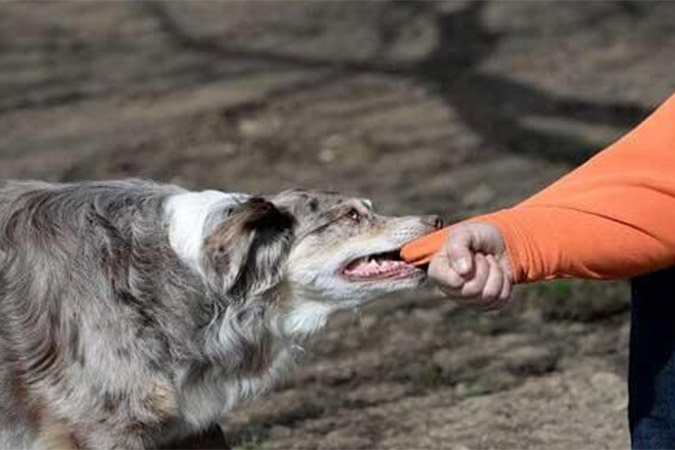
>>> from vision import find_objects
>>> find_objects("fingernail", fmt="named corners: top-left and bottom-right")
top-left (456, 258), bottom-right (470, 274)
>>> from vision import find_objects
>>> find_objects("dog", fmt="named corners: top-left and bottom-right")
top-left (0, 179), bottom-right (441, 449)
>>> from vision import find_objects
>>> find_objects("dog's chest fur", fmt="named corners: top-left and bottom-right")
top-left (176, 345), bottom-right (297, 431)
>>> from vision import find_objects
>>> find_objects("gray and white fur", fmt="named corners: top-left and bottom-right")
top-left (0, 179), bottom-right (440, 449)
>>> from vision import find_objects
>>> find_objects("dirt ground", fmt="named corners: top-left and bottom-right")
top-left (1, 2), bottom-right (675, 448)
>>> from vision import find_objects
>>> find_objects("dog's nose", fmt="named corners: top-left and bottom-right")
top-left (422, 215), bottom-right (444, 230)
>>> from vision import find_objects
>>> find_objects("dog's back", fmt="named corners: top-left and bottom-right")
top-left (0, 180), bottom-right (74, 448)
top-left (0, 180), bottom-right (189, 449)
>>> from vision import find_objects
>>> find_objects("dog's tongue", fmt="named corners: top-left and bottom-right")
top-left (344, 258), bottom-right (410, 278)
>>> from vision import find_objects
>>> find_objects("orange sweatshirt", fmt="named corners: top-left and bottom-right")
top-left (401, 92), bottom-right (675, 283)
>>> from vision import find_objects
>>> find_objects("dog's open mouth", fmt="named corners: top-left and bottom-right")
top-left (342, 250), bottom-right (421, 281)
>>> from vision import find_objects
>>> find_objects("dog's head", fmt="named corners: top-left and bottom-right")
top-left (271, 189), bottom-right (441, 307)
top-left (170, 189), bottom-right (440, 338)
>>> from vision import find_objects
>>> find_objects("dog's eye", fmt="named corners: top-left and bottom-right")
top-left (346, 208), bottom-right (361, 223)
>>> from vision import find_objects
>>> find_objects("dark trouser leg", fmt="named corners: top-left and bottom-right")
top-left (630, 267), bottom-right (675, 449)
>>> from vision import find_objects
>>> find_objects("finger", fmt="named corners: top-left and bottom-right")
top-left (428, 254), bottom-right (465, 290)
top-left (499, 275), bottom-right (511, 302)
top-left (460, 254), bottom-right (490, 298)
top-left (446, 228), bottom-right (474, 276)
top-left (481, 255), bottom-right (503, 301)
top-left (479, 270), bottom-right (512, 311)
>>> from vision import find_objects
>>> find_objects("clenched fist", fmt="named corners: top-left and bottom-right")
top-left (428, 222), bottom-right (513, 310)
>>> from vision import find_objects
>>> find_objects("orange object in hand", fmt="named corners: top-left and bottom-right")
top-left (401, 228), bottom-right (450, 267)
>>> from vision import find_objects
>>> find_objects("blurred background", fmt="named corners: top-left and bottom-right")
top-left (2, 1), bottom-right (675, 448)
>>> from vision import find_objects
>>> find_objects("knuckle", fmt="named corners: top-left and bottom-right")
top-left (449, 230), bottom-right (471, 248)
top-left (448, 243), bottom-right (469, 258)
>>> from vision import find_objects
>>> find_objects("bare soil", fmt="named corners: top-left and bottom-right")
top-left (2, 2), bottom-right (675, 448)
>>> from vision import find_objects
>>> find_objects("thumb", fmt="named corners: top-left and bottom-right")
top-left (446, 228), bottom-right (475, 276)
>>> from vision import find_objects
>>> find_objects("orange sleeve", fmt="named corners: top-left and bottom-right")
top-left (401, 92), bottom-right (675, 283)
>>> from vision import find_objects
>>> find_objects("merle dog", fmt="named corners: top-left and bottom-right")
top-left (0, 179), bottom-right (441, 449)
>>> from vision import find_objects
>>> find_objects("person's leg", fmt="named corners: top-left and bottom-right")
top-left (630, 267), bottom-right (675, 449)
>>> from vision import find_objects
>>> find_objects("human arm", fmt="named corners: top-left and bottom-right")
top-left (402, 92), bottom-right (675, 304)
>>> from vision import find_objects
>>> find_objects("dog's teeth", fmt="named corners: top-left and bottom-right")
top-left (344, 251), bottom-right (417, 280)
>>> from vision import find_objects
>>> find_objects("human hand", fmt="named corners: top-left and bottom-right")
top-left (428, 222), bottom-right (513, 310)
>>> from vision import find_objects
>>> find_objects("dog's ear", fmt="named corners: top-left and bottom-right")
top-left (203, 198), bottom-right (295, 297)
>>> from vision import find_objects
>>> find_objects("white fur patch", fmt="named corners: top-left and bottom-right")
top-left (281, 300), bottom-right (334, 338)
top-left (165, 190), bottom-right (249, 273)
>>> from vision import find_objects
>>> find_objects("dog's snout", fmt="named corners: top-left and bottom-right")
top-left (421, 215), bottom-right (443, 230)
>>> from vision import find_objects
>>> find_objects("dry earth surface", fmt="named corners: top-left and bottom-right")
top-left (1, 1), bottom-right (675, 448)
